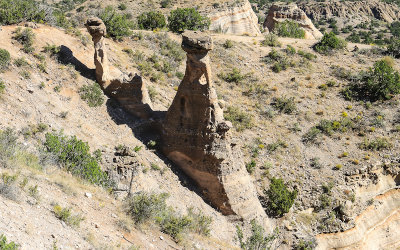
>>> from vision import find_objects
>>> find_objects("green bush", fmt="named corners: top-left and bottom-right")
top-left (0, 49), bottom-right (10, 70)
top-left (313, 32), bottom-right (346, 54)
top-left (13, 27), bottom-right (35, 53)
top-left (359, 137), bottom-right (392, 151)
top-left (43, 43), bottom-right (61, 57)
top-left (390, 21), bottom-right (400, 38)
top-left (342, 59), bottom-right (400, 101)
top-left (218, 68), bottom-right (246, 83)
top-left (264, 177), bottom-right (297, 217)
top-left (274, 20), bottom-right (305, 38)
top-left (125, 192), bottom-right (212, 241)
top-left (271, 96), bottom-right (296, 114)
top-left (0, 81), bottom-right (4, 95)
top-left (168, 8), bottom-right (210, 33)
top-left (161, 0), bottom-right (172, 8)
top-left (0, 128), bottom-right (18, 168)
top-left (44, 131), bottom-right (110, 186)
top-left (99, 6), bottom-right (134, 39)
top-left (261, 33), bottom-right (281, 47)
top-left (223, 39), bottom-right (234, 49)
top-left (53, 204), bottom-right (84, 227)
top-left (224, 106), bottom-right (253, 131)
top-left (246, 160), bottom-right (256, 174)
top-left (0, 234), bottom-right (18, 250)
top-left (79, 83), bottom-right (105, 107)
top-left (236, 220), bottom-right (279, 250)
top-left (387, 38), bottom-right (400, 58)
top-left (137, 11), bottom-right (166, 30)
top-left (0, 0), bottom-right (46, 25)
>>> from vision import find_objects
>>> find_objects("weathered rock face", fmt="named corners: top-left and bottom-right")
top-left (85, 17), bottom-right (153, 119)
top-left (298, 0), bottom-right (400, 23)
top-left (161, 30), bottom-right (265, 220)
top-left (264, 3), bottom-right (323, 39)
top-left (208, 0), bottom-right (261, 35)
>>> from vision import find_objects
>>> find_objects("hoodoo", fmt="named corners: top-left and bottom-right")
top-left (161, 30), bottom-right (265, 220)
top-left (85, 17), bottom-right (153, 119)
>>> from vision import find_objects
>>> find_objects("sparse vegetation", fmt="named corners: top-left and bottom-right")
top-left (261, 33), bottom-right (281, 47)
top-left (0, 0), bottom-right (46, 25)
top-left (79, 83), bottom-right (105, 107)
top-left (218, 68), bottom-right (246, 83)
top-left (125, 192), bottom-right (212, 241)
top-left (224, 106), bottom-right (253, 131)
top-left (359, 137), bottom-right (392, 151)
top-left (53, 204), bottom-right (84, 227)
top-left (236, 220), bottom-right (279, 250)
top-left (0, 49), bottom-right (10, 70)
top-left (13, 27), bottom-right (35, 53)
top-left (271, 96), bottom-right (296, 114)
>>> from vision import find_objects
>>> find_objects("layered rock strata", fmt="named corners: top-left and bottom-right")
top-left (298, 0), bottom-right (400, 23)
top-left (264, 3), bottom-right (323, 39)
top-left (85, 17), bottom-right (153, 119)
top-left (161, 30), bottom-right (265, 220)
top-left (208, 1), bottom-right (261, 35)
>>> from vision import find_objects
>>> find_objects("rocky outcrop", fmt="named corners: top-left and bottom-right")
top-left (316, 188), bottom-right (400, 249)
top-left (85, 17), bottom-right (153, 119)
top-left (264, 3), bottom-right (323, 39)
top-left (298, 0), bottom-right (400, 23)
top-left (208, 1), bottom-right (261, 35)
top-left (161, 30), bottom-right (265, 220)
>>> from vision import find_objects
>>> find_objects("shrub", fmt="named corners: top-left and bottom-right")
top-left (313, 32), bottom-right (346, 54)
top-left (223, 39), bottom-right (234, 49)
top-left (224, 106), bottom-right (253, 131)
top-left (218, 68), bottom-right (245, 83)
top-left (236, 220), bottom-right (279, 250)
top-left (43, 43), bottom-right (61, 57)
top-left (137, 11), bottom-right (166, 30)
top-left (125, 192), bottom-right (168, 224)
top-left (274, 20), bottom-right (305, 38)
top-left (261, 33), bottom-right (281, 47)
top-left (14, 57), bottom-right (29, 67)
top-left (168, 8), bottom-right (210, 33)
top-left (0, 81), bottom-right (4, 95)
top-left (118, 3), bottom-right (127, 10)
top-left (13, 27), bottom-right (35, 53)
top-left (0, 48), bottom-right (10, 70)
top-left (264, 177), bottom-right (297, 217)
top-left (0, 0), bottom-right (46, 25)
top-left (342, 59), bottom-right (400, 101)
top-left (387, 38), bottom-right (400, 58)
top-left (99, 6), bottom-right (134, 39)
top-left (0, 173), bottom-right (19, 201)
top-left (0, 234), bottom-right (18, 250)
top-left (53, 204), bottom-right (84, 227)
top-left (79, 83), bottom-right (105, 107)
top-left (125, 192), bottom-right (211, 241)
top-left (246, 160), bottom-right (256, 174)
top-left (359, 137), bottom-right (392, 151)
top-left (390, 21), bottom-right (400, 38)
top-left (44, 131), bottom-right (110, 186)
top-left (0, 128), bottom-right (18, 168)
top-left (271, 96), bottom-right (296, 114)
top-left (161, 0), bottom-right (172, 8)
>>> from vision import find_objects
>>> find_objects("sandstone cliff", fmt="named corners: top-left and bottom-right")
top-left (208, 0), bottom-right (261, 35)
top-left (264, 3), bottom-right (323, 39)
top-left (298, 0), bottom-right (400, 23)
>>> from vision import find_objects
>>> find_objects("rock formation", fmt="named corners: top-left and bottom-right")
top-left (208, 0), bottom-right (261, 36)
top-left (85, 17), bottom-right (153, 119)
top-left (161, 30), bottom-right (266, 220)
top-left (264, 3), bottom-right (323, 40)
top-left (316, 188), bottom-right (400, 249)
top-left (298, 0), bottom-right (400, 24)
